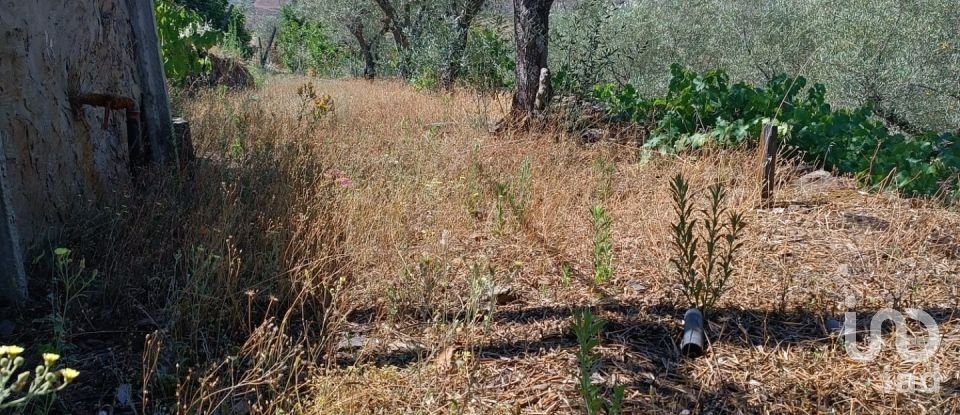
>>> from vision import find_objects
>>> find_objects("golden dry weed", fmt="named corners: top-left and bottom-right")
top-left (63, 76), bottom-right (960, 414)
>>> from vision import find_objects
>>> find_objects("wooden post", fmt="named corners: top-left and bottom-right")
top-left (172, 118), bottom-right (196, 163)
top-left (259, 26), bottom-right (277, 68)
top-left (127, 0), bottom-right (175, 167)
top-left (760, 123), bottom-right (778, 206)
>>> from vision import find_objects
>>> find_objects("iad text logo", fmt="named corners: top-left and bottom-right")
top-left (843, 298), bottom-right (941, 394)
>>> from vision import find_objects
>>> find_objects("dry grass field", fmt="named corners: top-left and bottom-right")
top-left (37, 76), bottom-right (960, 414)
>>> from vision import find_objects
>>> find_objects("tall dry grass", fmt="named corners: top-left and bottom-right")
top-left (48, 75), bottom-right (960, 414)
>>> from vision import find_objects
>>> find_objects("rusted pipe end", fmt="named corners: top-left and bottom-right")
top-left (70, 93), bottom-right (136, 130)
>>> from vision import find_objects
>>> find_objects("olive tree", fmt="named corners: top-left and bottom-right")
top-left (438, 0), bottom-right (488, 89)
top-left (510, 0), bottom-right (555, 119)
top-left (372, 0), bottom-right (437, 77)
top-left (372, 0), bottom-right (489, 86)
top-left (550, 0), bottom-right (959, 131)
top-left (300, 0), bottom-right (387, 78)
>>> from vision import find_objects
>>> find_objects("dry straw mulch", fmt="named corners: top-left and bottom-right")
top-left (243, 79), bottom-right (960, 414)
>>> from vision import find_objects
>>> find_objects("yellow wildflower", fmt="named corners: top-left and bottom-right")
top-left (60, 368), bottom-right (80, 383)
top-left (43, 353), bottom-right (60, 366)
top-left (4, 345), bottom-right (24, 357)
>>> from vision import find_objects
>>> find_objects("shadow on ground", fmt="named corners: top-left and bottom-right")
top-left (339, 301), bottom-right (957, 413)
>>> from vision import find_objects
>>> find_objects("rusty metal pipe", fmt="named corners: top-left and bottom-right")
top-left (69, 93), bottom-right (145, 170)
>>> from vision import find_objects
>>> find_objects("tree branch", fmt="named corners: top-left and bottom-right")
top-left (373, 0), bottom-right (410, 50)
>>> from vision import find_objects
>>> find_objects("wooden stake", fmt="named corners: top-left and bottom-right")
top-left (172, 118), bottom-right (196, 163)
top-left (760, 123), bottom-right (778, 206)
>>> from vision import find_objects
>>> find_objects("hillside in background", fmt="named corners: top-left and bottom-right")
top-left (253, 0), bottom-right (281, 13)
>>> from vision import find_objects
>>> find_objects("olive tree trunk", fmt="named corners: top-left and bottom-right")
top-left (439, 0), bottom-right (487, 89)
top-left (510, 0), bottom-right (554, 119)
top-left (348, 18), bottom-right (384, 79)
top-left (373, 0), bottom-right (412, 77)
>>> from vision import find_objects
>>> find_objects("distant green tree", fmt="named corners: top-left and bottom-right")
top-left (550, 0), bottom-right (960, 131)
top-left (276, 6), bottom-right (344, 75)
top-left (299, 0), bottom-right (389, 79)
top-left (463, 25), bottom-right (514, 90)
top-left (438, 0), bottom-right (489, 89)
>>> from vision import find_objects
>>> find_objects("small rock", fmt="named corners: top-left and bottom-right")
top-left (336, 334), bottom-right (368, 351)
top-left (485, 285), bottom-right (518, 305)
top-left (578, 128), bottom-right (606, 144)
top-left (800, 170), bottom-right (832, 183)
top-left (231, 399), bottom-right (251, 415)
top-left (0, 320), bottom-right (14, 338)
top-left (836, 264), bottom-right (851, 276)
top-left (626, 282), bottom-right (648, 293)
top-left (115, 384), bottom-right (133, 408)
top-left (387, 340), bottom-right (423, 353)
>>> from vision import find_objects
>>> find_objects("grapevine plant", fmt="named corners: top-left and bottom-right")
top-left (155, 0), bottom-right (223, 85)
top-left (594, 64), bottom-right (960, 200)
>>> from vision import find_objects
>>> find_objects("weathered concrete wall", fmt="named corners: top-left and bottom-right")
top-left (0, 138), bottom-right (27, 301)
top-left (0, 1), bottom-right (145, 304)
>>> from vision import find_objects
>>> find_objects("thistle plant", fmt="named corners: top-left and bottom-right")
top-left (561, 262), bottom-right (573, 288)
top-left (591, 205), bottom-right (614, 285)
top-left (494, 182), bottom-right (508, 233)
top-left (592, 156), bottom-right (615, 202)
top-left (465, 144), bottom-right (483, 219)
top-left (0, 346), bottom-right (79, 409)
top-left (492, 159), bottom-right (534, 232)
top-left (572, 310), bottom-right (623, 415)
top-left (400, 256), bottom-right (443, 321)
top-left (507, 158), bottom-right (534, 222)
top-left (465, 263), bottom-right (497, 331)
top-left (669, 175), bottom-right (746, 317)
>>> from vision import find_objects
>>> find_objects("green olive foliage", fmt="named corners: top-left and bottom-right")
top-left (552, 0), bottom-right (959, 131)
